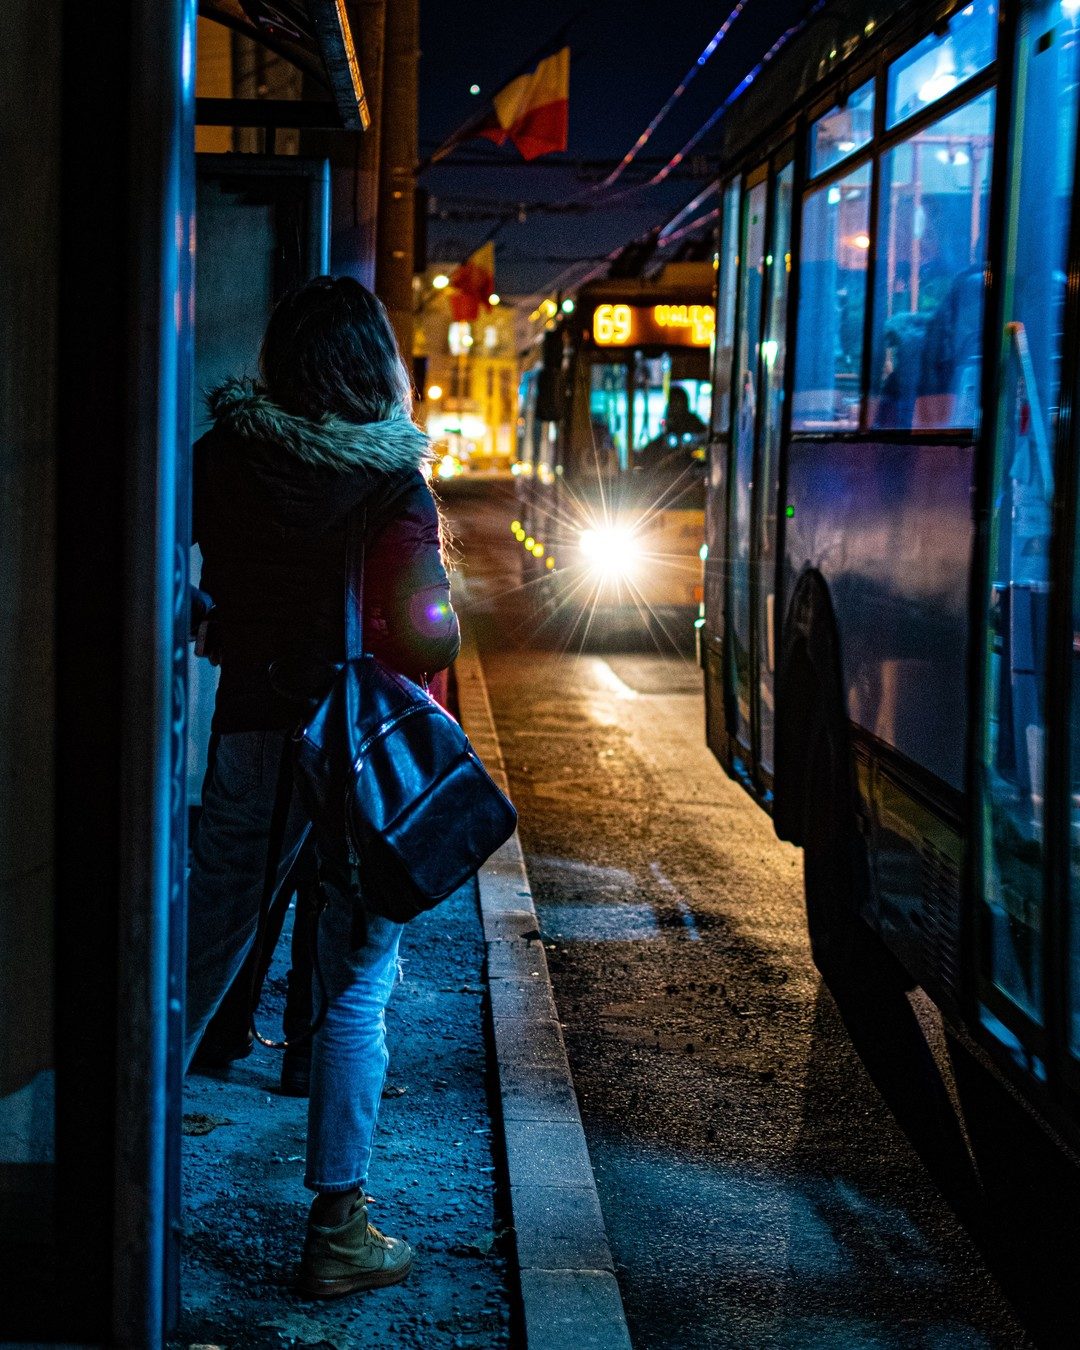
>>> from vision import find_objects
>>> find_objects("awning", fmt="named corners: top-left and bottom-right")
top-left (198, 0), bottom-right (369, 130)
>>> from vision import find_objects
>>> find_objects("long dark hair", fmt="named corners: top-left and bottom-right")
top-left (260, 276), bottom-right (412, 425)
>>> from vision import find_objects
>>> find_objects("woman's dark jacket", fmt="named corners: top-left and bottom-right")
top-left (194, 379), bottom-right (460, 733)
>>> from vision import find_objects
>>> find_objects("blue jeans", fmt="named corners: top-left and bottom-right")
top-left (185, 729), bottom-right (404, 1193)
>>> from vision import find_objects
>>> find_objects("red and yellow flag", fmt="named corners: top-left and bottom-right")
top-left (448, 242), bottom-right (495, 323)
top-left (430, 46), bottom-right (570, 166)
top-left (475, 47), bottom-right (570, 161)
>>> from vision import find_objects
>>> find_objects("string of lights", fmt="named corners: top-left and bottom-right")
top-left (644, 2), bottom-right (826, 190)
top-left (593, 1), bottom-right (749, 191)
top-left (657, 182), bottom-right (720, 245)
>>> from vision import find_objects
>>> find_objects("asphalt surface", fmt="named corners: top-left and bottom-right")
top-left (445, 479), bottom-right (1068, 1350)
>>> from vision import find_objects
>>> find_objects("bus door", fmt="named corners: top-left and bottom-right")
top-left (754, 150), bottom-right (794, 779)
top-left (728, 164), bottom-right (768, 769)
top-left (727, 152), bottom-right (794, 784)
top-left (704, 182), bottom-right (739, 753)
top-left (975, 0), bottom-right (1080, 1094)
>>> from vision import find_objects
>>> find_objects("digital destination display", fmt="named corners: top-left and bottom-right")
top-left (588, 301), bottom-right (715, 348)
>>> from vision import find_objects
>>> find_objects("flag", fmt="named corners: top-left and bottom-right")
top-left (448, 242), bottom-right (495, 323)
top-left (430, 46), bottom-right (570, 165)
top-left (475, 46), bottom-right (570, 161)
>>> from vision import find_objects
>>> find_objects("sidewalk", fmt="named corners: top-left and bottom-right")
top-left (173, 627), bottom-right (630, 1350)
top-left (175, 874), bottom-right (512, 1350)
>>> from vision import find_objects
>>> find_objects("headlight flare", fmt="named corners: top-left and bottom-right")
top-left (577, 525), bottom-right (642, 579)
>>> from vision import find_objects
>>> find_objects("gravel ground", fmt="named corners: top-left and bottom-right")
top-left (173, 877), bottom-right (512, 1350)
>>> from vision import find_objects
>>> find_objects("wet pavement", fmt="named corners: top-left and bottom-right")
top-left (446, 479), bottom-right (1045, 1349)
top-left (175, 876), bottom-right (512, 1350)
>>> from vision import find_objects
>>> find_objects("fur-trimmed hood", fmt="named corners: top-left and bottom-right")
top-left (207, 377), bottom-right (431, 475)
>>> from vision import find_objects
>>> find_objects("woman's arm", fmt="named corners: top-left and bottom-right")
top-left (364, 474), bottom-right (461, 681)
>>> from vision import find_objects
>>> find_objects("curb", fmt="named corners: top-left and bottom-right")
top-left (454, 627), bottom-right (633, 1350)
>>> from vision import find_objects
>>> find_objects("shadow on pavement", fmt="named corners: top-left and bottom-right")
top-left (811, 962), bottom-right (1080, 1349)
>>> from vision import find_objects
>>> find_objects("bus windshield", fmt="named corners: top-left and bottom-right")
top-left (576, 350), bottom-right (709, 505)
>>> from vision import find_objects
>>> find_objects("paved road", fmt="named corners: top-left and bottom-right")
top-left (445, 479), bottom-right (1057, 1349)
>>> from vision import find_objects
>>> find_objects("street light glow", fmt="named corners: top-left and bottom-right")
top-left (427, 384), bottom-right (443, 400)
top-left (432, 273), bottom-right (450, 290)
top-left (489, 293), bottom-right (501, 305)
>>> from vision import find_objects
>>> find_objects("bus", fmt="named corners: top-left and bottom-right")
top-left (703, 0), bottom-right (1080, 1144)
top-left (515, 261), bottom-right (714, 641)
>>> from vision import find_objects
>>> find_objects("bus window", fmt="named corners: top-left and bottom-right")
top-left (792, 162), bottom-right (871, 430)
top-left (981, 0), bottom-right (1080, 1028)
top-left (869, 91), bottom-right (994, 431)
top-left (588, 362), bottom-right (629, 474)
top-left (729, 178), bottom-right (767, 749)
top-left (713, 180), bottom-right (740, 436)
top-left (809, 77), bottom-right (875, 177)
top-left (886, 0), bottom-right (997, 129)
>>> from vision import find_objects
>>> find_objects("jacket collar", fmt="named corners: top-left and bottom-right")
top-left (207, 378), bottom-right (431, 475)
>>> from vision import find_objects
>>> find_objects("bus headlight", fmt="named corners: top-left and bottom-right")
top-left (578, 525), bottom-right (641, 578)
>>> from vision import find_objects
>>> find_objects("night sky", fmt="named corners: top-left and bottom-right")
top-left (418, 0), bottom-right (808, 300)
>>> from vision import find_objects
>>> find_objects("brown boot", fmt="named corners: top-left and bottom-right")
top-left (295, 1196), bottom-right (413, 1298)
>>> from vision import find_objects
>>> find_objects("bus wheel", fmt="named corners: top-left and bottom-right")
top-left (802, 707), bottom-right (911, 992)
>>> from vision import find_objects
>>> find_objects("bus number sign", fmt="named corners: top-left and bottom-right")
top-left (593, 303), bottom-right (633, 345)
top-left (590, 301), bottom-right (714, 347)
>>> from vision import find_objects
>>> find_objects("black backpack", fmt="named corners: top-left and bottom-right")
top-left (286, 504), bottom-right (516, 922)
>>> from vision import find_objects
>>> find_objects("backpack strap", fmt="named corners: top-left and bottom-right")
top-left (344, 503), bottom-right (368, 662)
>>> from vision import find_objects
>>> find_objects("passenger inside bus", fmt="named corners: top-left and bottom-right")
top-left (637, 385), bottom-right (707, 475)
top-left (872, 264), bottom-right (985, 429)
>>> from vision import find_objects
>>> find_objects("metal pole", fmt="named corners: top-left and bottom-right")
top-left (376, 0), bottom-right (418, 360)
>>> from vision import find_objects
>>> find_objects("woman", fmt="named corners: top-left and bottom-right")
top-left (185, 276), bottom-right (460, 1297)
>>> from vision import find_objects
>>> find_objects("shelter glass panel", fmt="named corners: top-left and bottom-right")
top-left (729, 179), bottom-right (767, 749)
top-left (809, 77), bottom-right (876, 178)
top-left (886, 0), bottom-right (998, 128)
top-left (869, 91), bottom-right (994, 430)
top-left (981, 0), bottom-right (1080, 1030)
top-left (792, 163), bottom-right (871, 430)
top-left (713, 180), bottom-right (741, 435)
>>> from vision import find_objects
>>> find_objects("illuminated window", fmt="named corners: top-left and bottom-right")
top-left (809, 77), bottom-right (875, 177)
top-left (887, 0), bottom-right (997, 128)
top-left (448, 322), bottom-right (473, 356)
top-left (869, 91), bottom-right (994, 430)
top-left (792, 162), bottom-right (871, 430)
top-left (588, 363), bottom-right (629, 471)
top-left (712, 180), bottom-right (740, 435)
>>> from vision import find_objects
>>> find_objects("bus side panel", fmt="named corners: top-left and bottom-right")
top-left (782, 438), bottom-right (973, 991)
